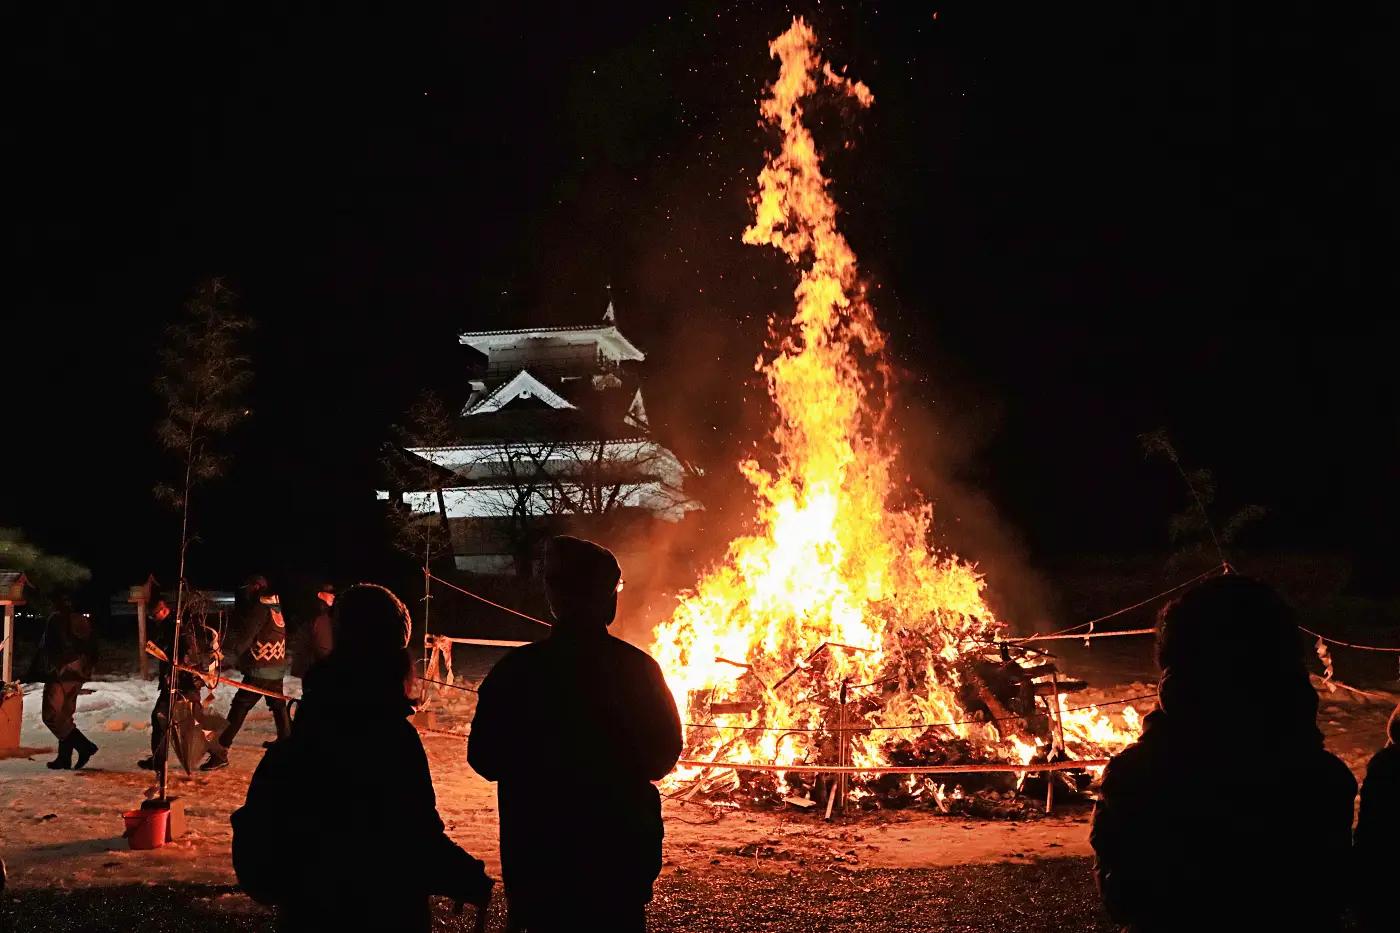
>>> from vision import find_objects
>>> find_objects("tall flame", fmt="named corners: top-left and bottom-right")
top-left (651, 19), bottom-right (1134, 790)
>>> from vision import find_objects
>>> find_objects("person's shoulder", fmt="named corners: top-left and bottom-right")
top-left (1363, 743), bottom-right (1400, 784)
top-left (605, 634), bottom-right (665, 669)
top-left (479, 641), bottom-right (549, 684)
top-left (1098, 724), bottom-right (1168, 792)
top-left (1307, 745), bottom-right (1359, 797)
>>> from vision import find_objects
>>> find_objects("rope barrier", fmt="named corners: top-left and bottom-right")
top-left (1300, 626), bottom-right (1400, 653)
top-left (674, 757), bottom-right (1110, 775)
top-left (421, 675), bottom-right (478, 694)
top-left (1007, 564), bottom-right (1229, 644)
top-left (417, 726), bottom-right (472, 740)
top-left (1008, 627), bottom-right (1158, 644)
top-left (684, 692), bottom-right (1160, 734)
top-left (427, 574), bottom-right (552, 627)
top-left (430, 636), bottom-right (531, 648)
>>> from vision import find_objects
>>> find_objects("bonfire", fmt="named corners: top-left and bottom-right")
top-left (650, 18), bottom-right (1140, 815)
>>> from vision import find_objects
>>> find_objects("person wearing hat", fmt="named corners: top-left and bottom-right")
top-left (468, 535), bottom-right (683, 933)
top-left (1091, 575), bottom-right (1356, 932)
top-left (292, 584), bottom-right (336, 679)
top-left (202, 575), bottom-right (291, 770)
top-left (233, 583), bottom-right (493, 930)
top-left (137, 597), bottom-right (204, 771)
top-left (30, 594), bottom-right (100, 770)
top-left (1354, 702), bottom-right (1399, 931)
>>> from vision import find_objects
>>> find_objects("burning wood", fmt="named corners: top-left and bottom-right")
top-left (649, 18), bottom-right (1140, 816)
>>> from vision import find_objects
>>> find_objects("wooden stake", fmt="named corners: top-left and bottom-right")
top-left (1, 604), bottom-right (13, 685)
top-left (136, 600), bottom-right (149, 680)
top-left (1049, 670), bottom-right (1067, 753)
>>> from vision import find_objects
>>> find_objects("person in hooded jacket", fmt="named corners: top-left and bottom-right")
top-left (138, 597), bottom-right (204, 771)
top-left (235, 583), bottom-right (493, 931)
top-left (1090, 575), bottom-right (1356, 932)
top-left (1354, 702), bottom-right (1398, 932)
top-left (468, 535), bottom-right (683, 933)
top-left (30, 595), bottom-right (99, 770)
top-left (202, 575), bottom-right (291, 770)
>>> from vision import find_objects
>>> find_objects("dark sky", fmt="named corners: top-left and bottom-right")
top-left (8, 1), bottom-right (1394, 603)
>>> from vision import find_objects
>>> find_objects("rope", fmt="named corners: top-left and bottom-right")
top-left (684, 692), bottom-right (1159, 733)
top-left (426, 573), bottom-right (552, 628)
top-left (1009, 564), bottom-right (1228, 644)
top-left (421, 675), bottom-right (478, 694)
top-left (674, 757), bottom-right (1110, 775)
top-left (1008, 627), bottom-right (1158, 644)
top-left (417, 726), bottom-right (472, 740)
top-left (1299, 626), bottom-right (1400, 653)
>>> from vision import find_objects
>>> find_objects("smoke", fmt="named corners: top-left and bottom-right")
top-left (889, 368), bottom-right (1060, 636)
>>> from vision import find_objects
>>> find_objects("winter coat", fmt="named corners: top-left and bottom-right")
top-left (291, 607), bottom-right (333, 678)
top-left (31, 610), bottom-right (97, 684)
top-left (1354, 706), bottom-right (1399, 932)
top-left (239, 654), bottom-right (488, 932)
top-left (1091, 704), bottom-right (1356, 932)
top-left (227, 595), bottom-right (288, 679)
top-left (467, 626), bottom-right (682, 923)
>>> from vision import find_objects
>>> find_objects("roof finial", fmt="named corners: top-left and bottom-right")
top-left (603, 284), bottom-right (616, 323)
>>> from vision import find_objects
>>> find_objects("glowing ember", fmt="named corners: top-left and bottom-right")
top-left (651, 18), bottom-right (1139, 802)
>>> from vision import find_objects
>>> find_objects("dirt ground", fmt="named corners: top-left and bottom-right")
top-left (2, 641), bottom-right (1394, 932)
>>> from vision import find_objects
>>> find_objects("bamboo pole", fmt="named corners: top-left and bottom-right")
top-left (145, 650), bottom-right (294, 702)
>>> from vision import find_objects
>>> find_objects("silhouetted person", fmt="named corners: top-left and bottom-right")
top-left (30, 595), bottom-right (99, 770)
top-left (1091, 575), bottom-right (1355, 932)
top-left (138, 598), bottom-right (203, 771)
top-left (469, 536), bottom-right (683, 933)
top-left (203, 575), bottom-right (291, 770)
top-left (233, 583), bottom-right (492, 931)
top-left (291, 584), bottom-right (335, 679)
top-left (1354, 703), bottom-right (1398, 932)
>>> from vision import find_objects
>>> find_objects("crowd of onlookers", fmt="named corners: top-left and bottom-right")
top-left (16, 543), bottom-right (1397, 931)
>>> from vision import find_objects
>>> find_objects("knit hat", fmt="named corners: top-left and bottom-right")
top-left (543, 535), bottom-right (621, 627)
top-left (332, 584), bottom-right (411, 658)
top-left (1155, 574), bottom-right (1318, 745)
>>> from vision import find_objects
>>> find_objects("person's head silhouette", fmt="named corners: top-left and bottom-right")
top-left (330, 583), bottom-right (415, 697)
top-left (543, 535), bottom-right (622, 630)
top-left (1155, 574), bottom-right (1317, 743)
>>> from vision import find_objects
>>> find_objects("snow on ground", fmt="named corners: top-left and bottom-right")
top-left (1, 651), bottom-right (1393, 909)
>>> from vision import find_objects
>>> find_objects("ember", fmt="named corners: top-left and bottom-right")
top-left (650, 18), bottom-right (1140, 811)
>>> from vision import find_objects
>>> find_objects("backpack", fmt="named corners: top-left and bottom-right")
top-left (230, 738), bottom-right (297, 905)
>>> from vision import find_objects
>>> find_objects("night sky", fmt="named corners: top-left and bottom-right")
top-left (9, 2), bottom-right (1393, 606)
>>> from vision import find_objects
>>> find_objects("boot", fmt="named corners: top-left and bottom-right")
top-left (46, 735), bottom-right (74, 770)
top-left (71, 730), bottom-right (99, 769)
top-left (136, 757), bottom-right (157, 770)
top-left (199, 747), bottom-right (229, 771)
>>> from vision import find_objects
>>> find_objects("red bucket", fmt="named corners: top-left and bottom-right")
top-left (122, 808), bottom-right (169, 850)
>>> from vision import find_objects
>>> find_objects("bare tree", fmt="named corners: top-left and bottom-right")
top-left (153, 277), bottom-right (253, 800)
top-left (534, 439), bottom-right (696, 519)
top-left (383, 391), bottom-right (459, 567)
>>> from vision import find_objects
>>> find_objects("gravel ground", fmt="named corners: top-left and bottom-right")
top-left (0, 860), bottom-right (1118, 933)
